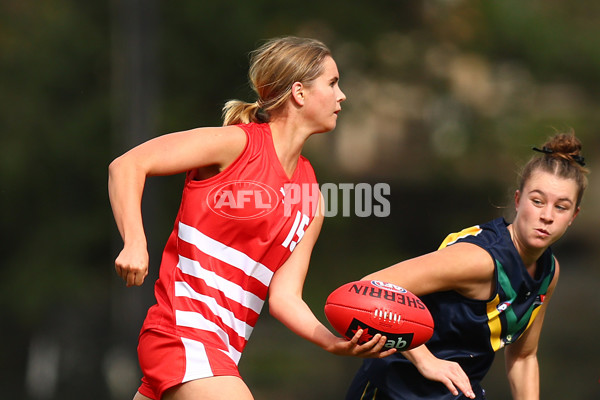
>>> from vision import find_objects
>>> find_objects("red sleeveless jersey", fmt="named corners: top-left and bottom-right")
top-left (140, 123), bottom-right (319, 366)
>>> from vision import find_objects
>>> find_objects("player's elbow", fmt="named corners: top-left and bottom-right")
top-left (505, 344), bottom-right (538, 371)
top-left (108, 154), bottom-right (129, 180)
top-left (268, 294), bottom-right (285, 320)
top-left (268, 289), bottom-right (299, 321)
top-left (109, 152), bottom-right (149, 184)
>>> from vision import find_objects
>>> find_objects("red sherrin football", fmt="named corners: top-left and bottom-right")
top-left (325, 280), bottom-right (434, 351)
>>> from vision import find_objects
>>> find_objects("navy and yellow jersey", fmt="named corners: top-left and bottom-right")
top-left (346, 218), bottom-right (556, 400)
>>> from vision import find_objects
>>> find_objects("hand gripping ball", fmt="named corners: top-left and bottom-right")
top-left (325, 280), bottom-right (434, 351)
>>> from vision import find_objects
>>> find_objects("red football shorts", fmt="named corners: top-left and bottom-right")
top-left (136, 329), bottom-right (242, 399)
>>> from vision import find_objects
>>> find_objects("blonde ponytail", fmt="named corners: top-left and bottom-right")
top-left (222, 100), bottom-right (267, 126)
top-left (222, 36), bottom-right (331, 126)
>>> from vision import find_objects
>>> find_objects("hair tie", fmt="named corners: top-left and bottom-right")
top-left (532, 146), bottom-right (553, 155)
top-left (532, 146), bottom-right (586, 166)
top-left (571, 154), bottom-right (586, 166)
top-left (254, 99), bottom-right (270, 123)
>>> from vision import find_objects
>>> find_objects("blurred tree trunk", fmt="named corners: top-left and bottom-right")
top-left (107, 0), bottom-right (159, 398)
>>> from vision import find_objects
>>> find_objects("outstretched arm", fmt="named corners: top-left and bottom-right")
top-left (360, 242), bottom-right (496, 399)
top-left (268, 197), bottom-right (395, 358)
top-left (108, 125), bottom-right (246, 286)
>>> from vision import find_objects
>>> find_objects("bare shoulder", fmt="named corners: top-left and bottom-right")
top-left (547, 255), bottom-right (560, 292)
top-left (437, 242), bottom-right (496, 299)
top-left (119, 125), bottom-right (249, 176)
top-left (437, 242), bottom-right (495, 279)
top-left (183, 125), bottom-right (248, 176)
top-left (185, 125), bottom-right (248, 148)
top-left (552, 255), bottom-right (561, 274)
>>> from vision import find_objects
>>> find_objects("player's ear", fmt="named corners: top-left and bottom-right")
top-left (569, 206), bottom-right (580, 225)
top-left (291, 82), bottom-right (304, 106)
top-left (514, 190), bottom-right (521, 212)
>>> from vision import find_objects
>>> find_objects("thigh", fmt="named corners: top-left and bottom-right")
top-left (163, 376), bottom-right (254, 400)
top-left (133, 391), bottom-right (154, 400)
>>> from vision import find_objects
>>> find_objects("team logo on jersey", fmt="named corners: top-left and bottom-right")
top-left (496, 300), bottom-right (512, 313)
top-left (207, 180), bottom-right (280, 220)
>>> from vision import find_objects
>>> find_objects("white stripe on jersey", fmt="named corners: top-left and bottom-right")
top-left (180, 337), bottom-right (212, 381)
top-left (174, 280), bottom-right (254, 341)
top-left (176, 255), bottom-right (265, 315)
top-left (178, 222), bottom-right (274, 287)
top-left (176, 311), bottom-right (243, 364)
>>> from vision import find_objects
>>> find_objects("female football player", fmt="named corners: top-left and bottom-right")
top-left (109, 36), bottom-right (393, 400)
top-left (346, 131), bottom-right (589, 399)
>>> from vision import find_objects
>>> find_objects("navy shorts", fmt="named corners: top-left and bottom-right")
top-left (345, 366), bottom-right (487, 400)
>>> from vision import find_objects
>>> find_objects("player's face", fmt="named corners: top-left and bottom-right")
top-left (302, 56), bottom-right (346, 133)
top-left (513, 170), bottom-right (580, 250)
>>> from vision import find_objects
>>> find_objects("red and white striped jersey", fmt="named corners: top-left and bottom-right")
top-left (140, 122), bottom-right (320, 366)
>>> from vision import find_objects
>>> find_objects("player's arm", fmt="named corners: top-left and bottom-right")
top-left (362, 242), bottom-right (495, 300)
top-left (268, 195), bottom-right (395, 358)
top-left (108, 125), bottom-right (247, 287)
top-left (505, 259), bottom-right (560, 400)
top-left (361, 243), bottom-right (494, 399)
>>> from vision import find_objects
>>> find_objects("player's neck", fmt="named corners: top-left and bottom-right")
top-left (507, 224), bottom-right (546, 277)
top-left (269, 120), bottom-right (310, 178)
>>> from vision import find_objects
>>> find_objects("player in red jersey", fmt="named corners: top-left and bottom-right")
top-left (109, 37), bottom-right (394, 400)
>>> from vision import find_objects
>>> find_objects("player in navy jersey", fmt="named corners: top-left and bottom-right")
top-left (346, 131), bottom-right (589, 399)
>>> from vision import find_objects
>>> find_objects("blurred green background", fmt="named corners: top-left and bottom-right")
top-left (1, 0), bottom-right (599, 398)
